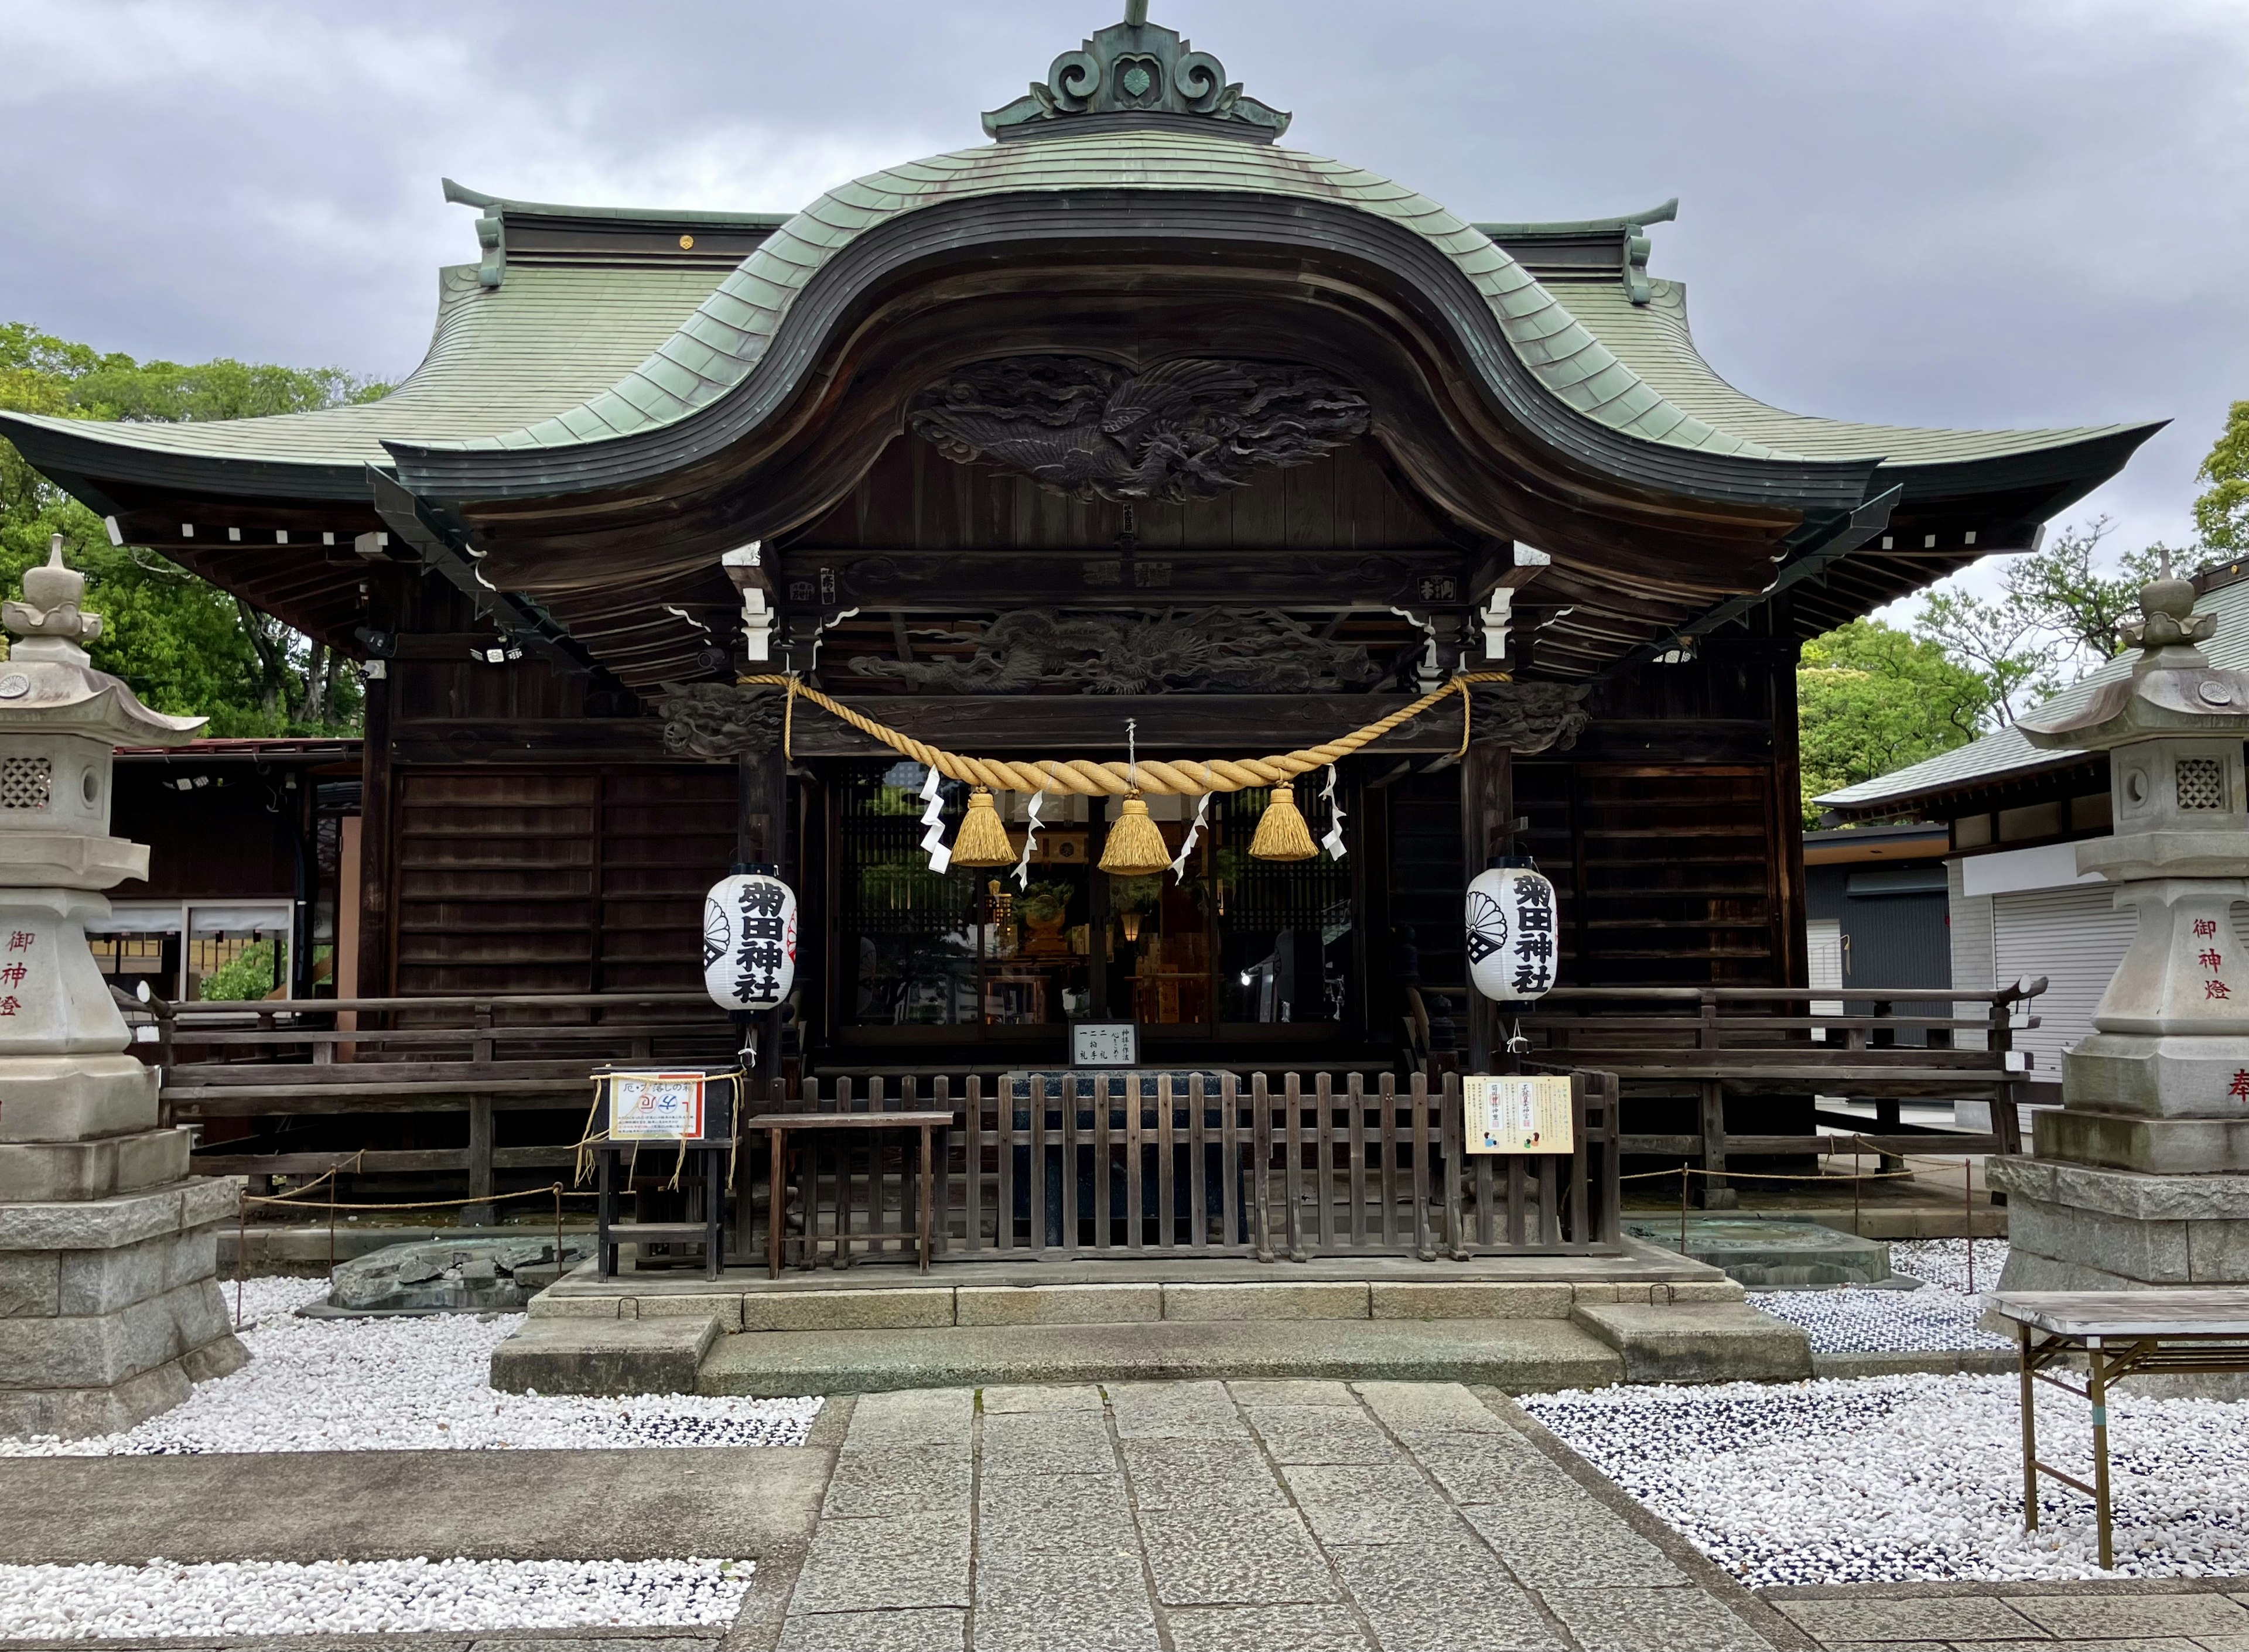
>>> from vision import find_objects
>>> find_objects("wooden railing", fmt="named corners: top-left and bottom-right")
top-left (1515, 980), bottom-right (2048, 1194)
top-left (744, 1069), bottom-right (1622, 1265)
top-left (146, 993), bottom-right (736, 1205)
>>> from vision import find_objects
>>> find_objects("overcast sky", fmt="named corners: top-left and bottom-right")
top-left (5, 0), bottom-right (2245, 608)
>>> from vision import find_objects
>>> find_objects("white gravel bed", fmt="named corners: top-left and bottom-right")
top-left (1747, 1239), bottom-right (2015, 1353)
top-left (0, 1556), bottom-right (749, 1640)
top-left (1524, 1370), bottom-right (2249, 1584)
top-left (0, 1277), bottom-right (820, 1456)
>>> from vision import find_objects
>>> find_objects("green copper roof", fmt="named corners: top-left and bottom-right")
top-left (1561, 277), bottom-right (2141, 467)
top-left (0, 261), bottom-right (728, 469)
top-left (412, 126), bottom-right (1802, 463)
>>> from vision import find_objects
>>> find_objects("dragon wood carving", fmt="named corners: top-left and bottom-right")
top-left (909, 356), bottom-right (1370, 504)
top-left (849, 610), bottom-right (1383, 695)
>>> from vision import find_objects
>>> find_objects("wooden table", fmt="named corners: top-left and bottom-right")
top-left (1990, 1289), bottom-right (2249, 1568)
top-left (748, 1111), bottom-right (952, 1278)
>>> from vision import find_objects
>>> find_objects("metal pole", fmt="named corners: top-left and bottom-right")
top-left (2019, 1321), bottom-right (2038, 1533)
top-left (552, 1183), bottom-right (565, 1288)
top-left (1679, 1160), bottom-right (1690, 1253)
top-left (2089, 1339), bottom-right (2114, 1570)
top-left (1966, 1159), bottom-right (1976, 1295)
top-left (234, 1189), bottom-right (247, 1329)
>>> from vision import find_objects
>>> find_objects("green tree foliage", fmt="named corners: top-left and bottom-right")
top-left (0, 323), bottom-right (386, 736)
top-left (199, 939), bottom-right (286, 1003)
top-left (1796, 620), bottom-right (1991, 825)
top-left (2197, 399), bottom-right (2249, 555)
top-left (1914, 519), bottom-right (2184, 724)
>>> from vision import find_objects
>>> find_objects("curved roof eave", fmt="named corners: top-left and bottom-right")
top-left (385, 136), bottom-right (1891, 516)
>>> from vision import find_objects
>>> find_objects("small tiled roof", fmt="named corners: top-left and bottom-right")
top-left (408, 126), bottom-right (1798, 463)
top-left (1816, 573), bottom-right (2249, 814)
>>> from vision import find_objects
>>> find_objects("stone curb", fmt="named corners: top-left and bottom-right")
top-left (1471, 1383), bottom-right (1821, 1652)
top-left (1811, 1348), bottom-right (2016, 1378)
top-left (1762, 1575), bottom-right (2249, 1599)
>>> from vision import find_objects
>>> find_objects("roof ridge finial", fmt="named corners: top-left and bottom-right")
top-left (4, 533), bottom-right (100, 653)
top-left (982, 8), bottom-right (1290, 142)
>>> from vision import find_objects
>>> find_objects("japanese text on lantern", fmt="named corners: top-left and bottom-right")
top-left (1512, 877), bottom-right (1554, 997)
top-left (733, 880), bottom-right (794, 1005)
top-left (2195, 915), bottom-right (2232, 1001)
top-left (0, 930), bottom-right (30, 1016)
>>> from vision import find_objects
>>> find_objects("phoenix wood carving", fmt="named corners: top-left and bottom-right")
top-left (847, 608), bottom-right (1383, 695)
top-left (908, 356), bottom-right (1370, 504)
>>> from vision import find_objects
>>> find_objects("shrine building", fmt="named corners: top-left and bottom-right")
top-left (0, 6), bottom-right (2154, 1193)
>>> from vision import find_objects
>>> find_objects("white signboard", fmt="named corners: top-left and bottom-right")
top-left (1071, 1021), bottom-right (1139, 1068)
top-left (1463, 1075), bottom-right (1573, 1154)
top-left (608, 1071), bottom-right (708, 1141)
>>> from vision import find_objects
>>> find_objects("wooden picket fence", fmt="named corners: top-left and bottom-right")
top-left (747, 1069), bottom-right (1621, 1267)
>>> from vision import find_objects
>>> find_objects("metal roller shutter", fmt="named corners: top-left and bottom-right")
top-left (1991, 885), bottom-right (2138, 1075)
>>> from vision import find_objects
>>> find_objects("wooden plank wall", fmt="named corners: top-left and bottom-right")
top-left (370, 576), bottom-right (735, 998)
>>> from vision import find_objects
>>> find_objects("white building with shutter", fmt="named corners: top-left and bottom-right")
top-left (1817, 559), bottom-right (2249, 1111)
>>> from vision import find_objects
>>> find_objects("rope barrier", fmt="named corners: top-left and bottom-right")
top-left (740, 670), bottom-right (1512, 795)
top-left (1617, 1164), bottom-right (1923, 1184)
top-left (238, 1184), bottom-right (599, 1213)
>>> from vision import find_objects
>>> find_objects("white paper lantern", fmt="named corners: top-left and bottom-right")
top-left (702, 871), bottom-right (798, 1012)
top-left (1465, 864), bottom-right (1557, 1001)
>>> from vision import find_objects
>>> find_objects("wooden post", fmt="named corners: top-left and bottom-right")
top-left (1696, 990), bottom-right (1734, 1208)
top-left (1460, 740), bottom-right (1509, 1073)
top-left (355, 658), bottom-right (394, 1004)
top-left (465, 1095), bottom-right (495, 1226)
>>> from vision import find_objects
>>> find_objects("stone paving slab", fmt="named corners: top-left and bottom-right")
top-left (758, 1374), bottom-right (1786, 1652)
top-left (0, 1448), bottom-right (829, 1565)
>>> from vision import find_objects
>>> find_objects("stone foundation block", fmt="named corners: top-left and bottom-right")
top-left (488, 1313), bottom-right (721, 1396)
top-left (0, 1178), bottom-right (235, 1253)
top-left (0, 1276), bottom-right (229, 1390)
top-left (528, 1294), bottom-right (621, 1320)
top-left (0, 1127), bottom-right (191, 1202)
top-left (1662, 1281), bottom-right (1749, 1303)
top-left (631, 1293), bottom-right (744, 1331)
top-left (0, 1354), bottom-right (190, 1439)
top-left (1571, 1302), bottom-right (1812, 1384)
top-left (739, 1287), bottom-right (953, 1333)
top-left (2036, 1108), bottom-right (2249, 1175)
top-left (56, 1225), bottom-right (215, 1317)
top-left (1162, 1282), bottom-right (1369, 1321)
top-left (2006, 1194), bottom-right (2191, 1282)
top-left (1368, 1282), bottom-right (1571, 1320)
top-left (0, 1253), bottom-right (59, 1318)
top-left (956, 1284), bottom-right (1161, 1326)
top-left (0, 1057), bottom-right (157, 1144)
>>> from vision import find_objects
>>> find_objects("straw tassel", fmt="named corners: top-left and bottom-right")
top-left (949, 786), bottom-right (1016, 867)
top-left (1100, 792), bottom-right (1172, 877)
top-left (1249, 784), bottom-right (1318, 862)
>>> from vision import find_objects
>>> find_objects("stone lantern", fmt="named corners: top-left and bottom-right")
top-left (1992, 572), bottom-right (2249, 1294)
top-left (0, 538), bottom-right (245, 1436)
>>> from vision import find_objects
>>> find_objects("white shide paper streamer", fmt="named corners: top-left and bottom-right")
top-left (1012, 790), bottom-right (1044, 889)
top-left (1320, 763), bottom-right (1346, 859)
top-left (918, 765), bottom-right (951, 873)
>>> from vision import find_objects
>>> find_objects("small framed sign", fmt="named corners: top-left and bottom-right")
top-left (1071, 1020), bottom-right (1139, 1068)
top-left (607, 1071), bottom-right (709, 1141)
top-left (1464, 1075), bottom-right (1574, 1154)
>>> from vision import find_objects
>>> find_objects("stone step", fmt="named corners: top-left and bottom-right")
top-left (696, 1317), bottom-right (1633, 1398)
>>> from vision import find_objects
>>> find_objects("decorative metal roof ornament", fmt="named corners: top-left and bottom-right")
top-left (982, 3), bottom-right (1290, 142)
